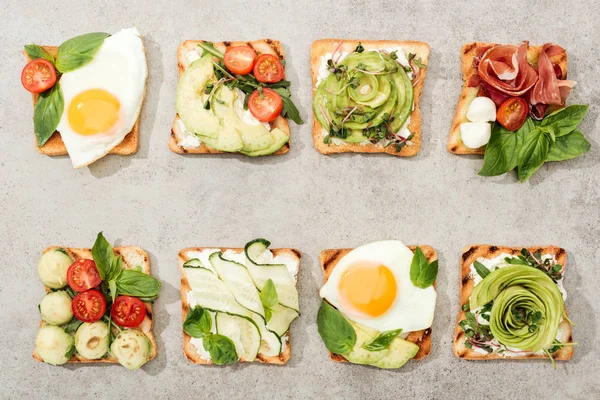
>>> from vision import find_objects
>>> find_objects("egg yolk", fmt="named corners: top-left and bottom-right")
top-left (338, 263), bottom-right (397, 317)
top-left (68, 89), bottom-right (120, 135)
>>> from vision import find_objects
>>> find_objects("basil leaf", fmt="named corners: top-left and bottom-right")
top-left (203, 334), bottom-right (238, 365)
top-left (116, 269), bottom-right (161, 298)
top-left (518, 129), bottom-right (550, 182)
top-left (260, 279), bottom-right (278, 309)
top-left (108, 279), bottom-right (117, 302)
top-left (541, 105), bottom-right (589, 137)
top-left (24, 44), bottom-right (54, 63)
top-left (55, 32), bottom-right (110, 73)
top-left (183, 306), bottom-right (212, 338)
top-left (272, 87), bottom-right (303, 125)
top-left (91, 232), bottom-right (117, 281)
top-left (473, 261), bottom-right (490, 279)
top-left (547, 130), bottom-right (591, 162)
top-left (33, 83), bottom-right (63, 146)
top-left (63, 317), bottom-right (83, 334)
top-left (317, 301), bottom-right (356, 354)
top-left (65, 344), bottom-right (77, 359)
top-left (410, 247), bottom-right (438, 288)
top-left (361, 329), bottom-right (402, 352)
top-left (479, 119), bottom-right (532, 176)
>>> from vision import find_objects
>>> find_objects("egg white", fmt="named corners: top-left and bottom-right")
top-left (56, 27), bottom-right (147, 168)
top-left (320, 240), bottom-right (437, 333)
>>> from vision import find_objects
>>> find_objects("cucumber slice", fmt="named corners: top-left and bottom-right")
top-left (250, 312), bottom-right (282, 356)
top-left (266, 304), bottom-right (300, 337)
top-left (216, 313), bottom-right (260, 362)
top-left (208, 252), bottom-right (264, 317)
top-left (185, 267), bottom-right (251, 317)
top-left (183, 258), bottom-right (204, 268)
top-left (244, 240), bottom-right (299, 311)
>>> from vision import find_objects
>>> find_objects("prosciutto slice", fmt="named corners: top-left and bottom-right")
top-left (477, 42), bottom-right (538, 97)
top-left (530, 43), bottom-right (575, 105)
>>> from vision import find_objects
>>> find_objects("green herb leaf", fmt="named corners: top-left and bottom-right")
top-left (183, 306), bottom-right (212, 338)
top-left (33, 83), bottom-right (64, 147)
top-left (317, 301), bottom-right (356, 354)
top-left (91, 232), bottom-right (117, 281)
top-left (65, 344), bottom-right (77, 359)
top-left (55, 32), bottom-right (110, 73)
top-left (272, 87), bottom-right (303, 124)
top-left (63, 317), bottom-right (83, 334)
top-left (518, 128), bottom-right (550, 182)
top-left (116, 269), bottom-right (161, 298)
top-left (546, 130), bottom-right (591, 161)
top-left (409, 247), bottom-right (438, 288)
top-left (24, 44), bottom-right (54, 63)
top-left (361, 329), bottom-right (402, 352)
top-left (540, 105), bottom-right (589, 137)
top-left (479, 119), bottom-right (532, 176)
top-left (108, 279), bottom-right (117, 302)
top-left (260, 279), bottom-right (278, 309)
top-left (197, 42), bottom-right (224, 59)
top-left (203, 333), bottom-right (238, 365)
top-left (354, 42), bottom-right (364, 53)
top-left (473, 261), bottom-right (490, 279)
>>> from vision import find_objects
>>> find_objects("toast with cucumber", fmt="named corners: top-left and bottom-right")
top-left (179, 239), bottom-right (301, 365)
top-left (170, 40), bottom-right (303, 156)
top-left (310, 39), bottom-right (430, 156)
top-left (454, 245), bottom-right (574, 366)
top-left (32, 233), bottom-right (161, 369)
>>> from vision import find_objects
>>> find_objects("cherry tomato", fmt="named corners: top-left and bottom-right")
top-left (248, 88), bottom-right (283, 122)
top-left (72, 290), bottom-right (106, 323)
top-left (21, 59), bottom-right (57, 94)
top-left (111, 296), bottom-right (147, 328)
top-left (67, 259), bottom-right (102, 292)
top-left (224, 46), bottom-right (257, 75)
top-left (496, 97), bottom-right (529, 131)
top-left (253, 54), bottom-right (284, 83)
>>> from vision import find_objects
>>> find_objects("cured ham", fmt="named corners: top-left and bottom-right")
top-left (530, 43), bottom-right (575, 105)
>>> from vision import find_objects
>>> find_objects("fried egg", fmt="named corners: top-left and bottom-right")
top-left (320, 240), bottom-right (436, 333)
top-left (56, 27), bottom-right (147, 168)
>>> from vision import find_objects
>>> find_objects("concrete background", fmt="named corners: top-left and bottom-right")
top-left (0, 0), bottom-right (598, 398)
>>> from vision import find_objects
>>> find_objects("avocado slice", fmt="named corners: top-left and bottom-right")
top-left (240, 128), bottom-right (289, 156)
top-left (199, 125), bottom-right (244, 153)
top-left (371, 337), bottom-right (419, 369)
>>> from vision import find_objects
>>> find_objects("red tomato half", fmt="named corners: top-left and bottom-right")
top-left (253, 54), bottom-right (284, 83)
top-left (111, 296), bottom-right (147, 328)
top-left (224, 46), bottom-right (257, 75)
top-left (72, 290), bottom-right (106, 323)
top-left (497, 97), bottom-right (529, 131)
top-left (21, 59), bottom-right (57, 94)
top-left (67, 259), bottom-right (102, 292)
top-left (248, 88), bottom-right (283, 122)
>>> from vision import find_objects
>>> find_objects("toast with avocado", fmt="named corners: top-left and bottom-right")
top-left (179, 239), bottom-right (301, 365)
top-left (318, 243), bottom-right (436, 368)
top-left (32, 233), bottom-right (160, 369)
top-left (454, 245), bottom-right (574, 365)
top-left (310, 39), bottom-right (430, 156)
top-left (170, 40), bottom-right (302, 156)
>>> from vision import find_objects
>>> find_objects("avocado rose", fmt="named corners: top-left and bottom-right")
top-left (470, 265), bottom-right (563, 352)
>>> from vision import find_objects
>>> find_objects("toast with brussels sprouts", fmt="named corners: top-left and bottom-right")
top-left (32, 238), bottom-right (159, 368)
top-left (179, 240), bottom-right (301, 365)
top-left (170, 39), bottom-right (301, 156)
top-left (454, 245), bottom-right (574, 363)
top-left (310, 39), bottom-right (430, 156)
top-left (319, 245), bottom-right (435, 363)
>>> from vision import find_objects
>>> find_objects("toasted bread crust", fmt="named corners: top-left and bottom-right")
top-left (24, 46), bottom-right (142, 158)
top-left (310, 39), bottom-right (430, 156)
top-left (448, 42), bottom-right (569, 155)
top-left (320, 245), bottom-right (436, 363)
top-left (32, 246), bottom-right (157, 364)
top-left (453, 244), bottom-right (574, 361)
top-left (179, 246), bottom-right (301, 365)
top-left (170, 39), bottom-right (290, 155)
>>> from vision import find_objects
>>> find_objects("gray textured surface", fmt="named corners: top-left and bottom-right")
top-left (0, 0), bottom-right (599, 399)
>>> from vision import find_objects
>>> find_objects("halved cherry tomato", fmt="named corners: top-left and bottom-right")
top-left (248, 88), bottom-right (283, 122)
top-left (67, 259), bottom-right (102, 292)
top-left (224, 46), bottom-right (257, 75)
top-left (72, 290), bottom-right (106, 323)
top-left (497, 97), bottom-right (529, 131)
top-left (111, 296), bottom-right (147, 328)
top-left (21, 59), bottom-right (57, 94)
top-left (253, 54), bottom-right (284, 83)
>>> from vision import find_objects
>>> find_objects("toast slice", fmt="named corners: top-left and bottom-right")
top-left (320, 245), bottom-right (436, 362)
top-left (453, 244), bottom-right (574, 360)
top-left (179, 246), bottom-right (301, 365)
top-left (310, 39), bottom-right (430, 156)
top-left (24, 47), bottom-right (141, 157)
top-left (448, 42), bottom-right (568, 154)
top-left (32, 246), bottom-right (157, 364)
top-left (170, 40), bottom-right (290, 155)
